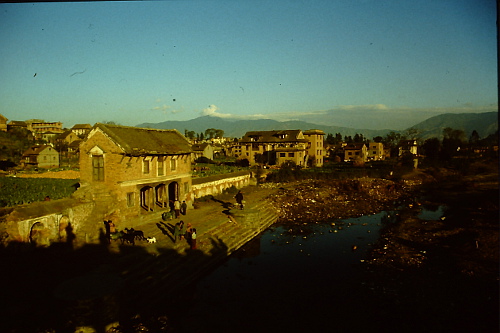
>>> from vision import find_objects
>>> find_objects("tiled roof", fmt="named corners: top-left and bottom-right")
top-left (72, 124), bottom-right (92, 129)
top-left (303, 129), bottom-right (325, 135)
top-left (192, 143), bottom-right (210, 151)
top-left (94, 123), bottom-right (192, 156)
top-left (8, 120), bottom-right (27, 126)
top-left (22, 145), bottom-right (56, 157)
top-left (240, 130), bottom-right (307, 143)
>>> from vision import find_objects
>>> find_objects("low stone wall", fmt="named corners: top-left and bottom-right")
top-left (1, 172), bottom-right (253, 248)
top-left (190, 171), bottom-right (251, 200)
top-left (1, 201), bottom-right (95, 247)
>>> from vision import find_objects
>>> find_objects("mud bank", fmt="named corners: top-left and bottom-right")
top-left (265, 171), bottom-right (498, 332)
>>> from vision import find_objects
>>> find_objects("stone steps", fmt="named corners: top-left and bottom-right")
top-left (117, 192), bottom-right (280, 302)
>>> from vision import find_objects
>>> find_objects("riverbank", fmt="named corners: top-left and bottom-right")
top-left (361, 167), bottom-right (499, 332)
top-left (2, 164), bottom-right (497, 332)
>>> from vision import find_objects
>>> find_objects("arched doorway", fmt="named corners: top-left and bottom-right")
top-left (155, 184), bottom-right (167, 208)
top-left (168, 182), bottom-right (178, 202)
top-left (29, 222), bottom-right (46, 246)
top-left (140, 186), bottom-right (154, 211)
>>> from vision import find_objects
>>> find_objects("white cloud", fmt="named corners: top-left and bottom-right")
top-left (336, 104), bottom-right (389, 111)
top-left (201, 104), bottom-right (233, 118)
top-left (152, 104), bottom-right (170, 112)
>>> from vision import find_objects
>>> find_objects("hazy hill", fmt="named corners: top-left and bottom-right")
top-left (138, 116), bottom-right (392, 139)
top-left (137, 111), bottom-right (498, 140)
top-left (408, 111), bottom-right (498, 140)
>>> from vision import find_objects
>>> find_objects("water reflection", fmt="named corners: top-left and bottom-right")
top-left (184, 212), bottom-right (391, 331)
top-left (176, 205), bottom-right (452, 331)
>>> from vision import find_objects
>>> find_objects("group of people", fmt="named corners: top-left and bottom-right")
top-left (173, 220), bottom-right (197, 249)
top-left (170, 199), bottom-right (188, 219)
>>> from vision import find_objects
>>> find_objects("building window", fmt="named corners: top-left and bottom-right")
top-left (127, 192), bottom-right (135, 207)
top-left (170, 158), bottom-right (177, 171)
top-left (143, 159), bottom-right (150, 174)
top-left (280, 153), bottom-right (286, 157)
top-left (288, 153), bottom-right (294, 157)
top-left (157, 157), bottom-right (164, 176)
top-left (92, 155), bottom-right (104, 181)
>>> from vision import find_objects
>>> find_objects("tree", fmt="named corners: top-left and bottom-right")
top-left (469, 130), bottom-right (480, 145)
top-left (441, 127), bottom-right (466, 160)
top-left (184, 129), bottom-right (196, 140)
top-left (215, 129), bottom-right (224, 138)
top-left (422, 137), bottom-right (441, 163)
top-left (326, 133), bottom-right (335, 145)
top-left (204, 128), bottom-right (217, 140)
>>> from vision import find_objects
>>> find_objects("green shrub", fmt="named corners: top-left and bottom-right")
top-left (0, 177), bottom-right (79, 207)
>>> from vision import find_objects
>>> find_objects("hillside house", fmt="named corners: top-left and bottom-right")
top-left (71, 124), bottom-right (92, 137)
top-left (303, 129), bottom-right (325, 167)
top-left (399, 140), bottom-right (418, 156)
top-left (57, 130), bottom-right (80, 145)
top-left (7, 120), bottom-right (28, 131)
top-left (192, 143), bottom-right (214, 161)
top-left (21, 145), bottom-right (60, 169)
top-left (238, 130), bottom-right (308, 167)
top-left (78, 123), bottom-right (193, 224)
top-left (27, 120), bottom-right (64, 140)
top-left (0, 114), bottom-right (7, 132)
top-left (344, 143), bottom-right (368, 162)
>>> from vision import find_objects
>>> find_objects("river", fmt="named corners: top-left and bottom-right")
top-left (174, 205), bottom-right (444, 332)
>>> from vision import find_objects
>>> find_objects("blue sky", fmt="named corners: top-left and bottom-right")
top-left (0, 0), bottom-right (497, 130)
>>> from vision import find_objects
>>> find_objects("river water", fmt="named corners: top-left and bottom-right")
top-left (177, 206), bottom-right (443, 332)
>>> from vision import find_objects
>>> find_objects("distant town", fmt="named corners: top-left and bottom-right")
top-left (5, 113), bottom-right (496, 173)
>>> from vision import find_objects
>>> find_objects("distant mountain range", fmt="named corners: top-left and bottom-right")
top-left (137, 111), bottom-right (498, 140)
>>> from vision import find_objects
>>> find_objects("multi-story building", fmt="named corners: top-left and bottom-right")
top-left (237, 130), bottom-right (309, 167)
top-left (344, 143), bottom-right (368, 162)
top-left (26, 120), bottom-right (64, 140)
top-left (366, 142), bottom-right (385, 161)
top-left (78, 123), bottom-right (193, 225)
top-left (303, 129), bottom-right (325, 167)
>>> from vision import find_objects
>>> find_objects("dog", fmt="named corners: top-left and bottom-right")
top-left (125, 228), bottom-right (146, 241)
top-left (146, 236), bottom-right (157, 244)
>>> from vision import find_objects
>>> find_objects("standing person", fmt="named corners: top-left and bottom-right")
top-left (235, 190), bottom-right (244, 209)
top-left (108, 220), bottom-right (116, 234)
top-left (181, 200), bottom-right (187, 215)
top-left (173, 222), bottom-right (180, 243)
top-left (179, 220), bottom-right (185, 241)
top-left (190, 228), bottom-right (197, 250)
top-left (185, 222), bottom-right (192, 245)
top-left (174, 199), bottom-right (181, 218)
top-left (103, 220), bottom-right (111, 243)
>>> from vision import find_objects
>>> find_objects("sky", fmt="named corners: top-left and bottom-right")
top-left (0, 0), bottom-right (497, 130)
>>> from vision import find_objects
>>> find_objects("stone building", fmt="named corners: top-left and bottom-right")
top-left (191, 142), bottom-right (214, 161)
top-left (78, 123), bottom-right (193, 226)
